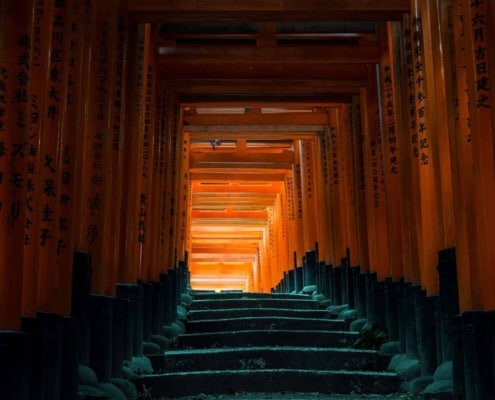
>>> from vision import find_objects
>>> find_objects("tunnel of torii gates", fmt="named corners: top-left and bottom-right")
top-left (1, 0), bottom-right (495, 395)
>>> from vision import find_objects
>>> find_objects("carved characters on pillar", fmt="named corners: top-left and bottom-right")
top-left (411, 15), bottom-right (431, 167)
top-left (382, 65), bottom-right (400, 175)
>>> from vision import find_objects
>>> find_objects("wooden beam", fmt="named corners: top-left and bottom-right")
top-left (157, 43), bottom-right (379, 65)
top-left (128, 0), bottom-right (410, 22)
top-left (158, 62), bottom-right (369, 80)
top-left (183, 112), bottom-right (330, 126)
top-left (189, 149), bottom-right (294, 164)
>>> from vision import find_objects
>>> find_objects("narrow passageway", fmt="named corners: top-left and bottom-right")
top-left (0, 2), bottom-right (493, 400)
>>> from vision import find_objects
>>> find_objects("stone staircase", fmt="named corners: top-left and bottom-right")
top-left (136, 291), bottom-right (402, 399)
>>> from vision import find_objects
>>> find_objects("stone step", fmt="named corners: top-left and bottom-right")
top-left (185, 316), bottom-right (347, 334)
top-left (135, 369), bottom-right (401, 398)
top-left (189, 298), bottom-right (320, 311)
top-left (177, 329), bottom-right (359, 349)
top-left (187, 307), bottom-right (338, 321)
top-left (151, 346), bottom-right (390, 373)
top-left (192, 292), bottom-right (310, 300)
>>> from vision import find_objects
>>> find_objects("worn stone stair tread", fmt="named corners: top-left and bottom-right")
top-left (190, 298), bottom-right (320, 310)
top-left (192, 292), bottom-right (310, 300)
top-left (188, 308), bottom-right (339, 321)
top-left (186, 316), bottom-right (347, 333)
top-left (177, 329), bottom-right (359, 348)
top-left (158, 346), bottom-right (390, 372)
top-left (136, 368), bottom-right (401, 397)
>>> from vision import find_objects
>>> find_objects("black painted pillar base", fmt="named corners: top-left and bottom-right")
top-left (373, 280), bottom-right (386, 331)
top-left (0, 330), bottom-right (31, 400)
top-left (116, 284), bottom-right (136, 362)
top-left (71, 251), bottom-right (92, 365)
top-left (142, 282), bottom-right (152, 342)
top-left (288, 270), bottom-right (295, 293)
top-left (349, 265), bottom-right (359, 310)
top-left (414, 289), bottom-right (438, 376)
top-left (356, 272), bottom-right (367, 319)
top-left (151, 281), bottom-right (165, 335)
top-left (61, 317), bottom-right (79, 400)
top-left (134, 284), bottom-right (144, 357)
top-left (340, 257), bottom-right (349, 306)
top-left (462, 311), bottom-right (494, 400)
top-left (397, 281), bottom-right (407, 354)
top-left (365, 272), bottom-right (377, 324)
top-left (437, 247), bottom-right (460, 363)
top-left (452, 314), bottom-right (465, 400)
top-left (384, 278), bottom-right (399, 341)
top-left (90, 294), bottom-right (114, 382)
top-left (112, 297), bottom-right (126, 379)
top-left (295, 266), bottom-right (303, 293)
top-left (22, 312), bottom-right (64, 400)
top-left (332, 266), bottom-right (342, 305)
top-left (404, 284), bottom-right (418, 359)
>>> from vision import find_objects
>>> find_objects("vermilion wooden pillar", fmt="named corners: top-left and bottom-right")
top-left (150, 86), bottom-right (168, 279)
top-left (377, 22), bottom-right (404, 282)
top-left (120, 23), bottom-right (147, 284)
top-left (461, 0), bottom-right (495, 310)
top-left (0, 0), bottom-right (32, 329)
top-left (139, 24), bottom-right (158, 283)
top-left (451, 0), bottom-right (477, 313)
top-left (53, 0), bottom-right (87, 315)
top-left (349, 96), bottom-right (370, 273)
top-left (340, 105), bottom-right (360, 268)
top-left (22, 0), bottom-right (51, 317)
top-left (101, 0), bottom-right (128, 296)
top-left (291, 141), bottom-right (305, 266)
top-left (284, 172), bottom-right (299, 268)
top-left (35, 0), bottom-right (70, 312)
top-left (298, 138), bottom-right (318, 254)
top-left (398, 13), bottom-right (422, 284)
top-left (360, 71), bottom-right (390, 281)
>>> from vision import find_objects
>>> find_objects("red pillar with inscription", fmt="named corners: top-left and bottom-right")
top-left (0, 0), bottom-right (32, 329)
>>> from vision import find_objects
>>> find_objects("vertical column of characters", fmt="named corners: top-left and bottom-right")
top-left (175, 128), bottom-right (190, 270)
top-left (52, 0), bottom-right (86, 315)
top-left (172, 101), bottom-right (185, 267)
top-left (360, 73), bottom-right (391, 281)
top-left (284, 172), bottom-right (299, 268)
top-left (316, 128), bottom-right (331, 264)
top-left (71, 0), bottom-right (93, 252)
top-left (81, 0), bottom-right (116, 293)
top-left (377, 22), bottom-right (404, 282)
top-left (463, 0), bottom-right (495, 309)
top-left (150, 87), bottom-right (167, 278)
top-left (35, 0), bottom-right (69, 312)
top-left (410, 0), bottom-right (442, 295)
top-left (291, 140), bottom-right (305, 266)
top-left (398, 13), bottom-right (421, 284)
top-left (161, 91), bottom-right (177, 270)
top-left (169, 101), bottom-right (180, 268)
top-left (139, 24), bottom-right (157, 282)
top-left (451, 0), bottom-right (477, 312)
top-left (349, 97), bottom-right (370, 273)
top-left (338, 105), bottom-right (359, 266)
top-left (387, 21), bottom-right (417, 283)
top-left (100, 0), bottom-right (127, 295)
top-left (21, 0), bottom-right (50, 317)
top-left (327, 109), bottom-right (345, 261)
top-left (120, 23), bottom-right (146, 283)
top-left (0, 0), bottom-right (32, 329)
top-left (421, 0), bottom-right (457, 249)
top-left (276, 191), bottom-right (289, 274)
top-left (155, 89), bottom-right (169, 273)
top-left (299, 138), bottom-right (317, 252)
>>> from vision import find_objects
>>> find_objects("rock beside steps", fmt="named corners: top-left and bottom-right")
top-left (135, 292), bottom-right (402, 399)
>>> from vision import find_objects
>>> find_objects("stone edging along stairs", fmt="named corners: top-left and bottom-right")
top-left (135, 292), bottom-right (402, 399)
